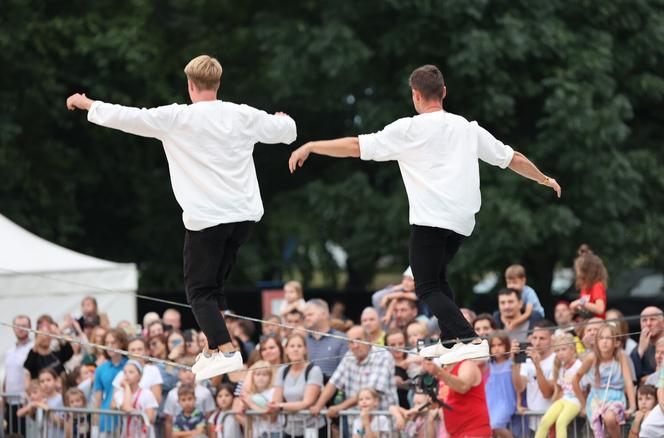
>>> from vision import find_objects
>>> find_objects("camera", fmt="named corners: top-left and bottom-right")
top-left (514, 342), bottom-right (531, 364)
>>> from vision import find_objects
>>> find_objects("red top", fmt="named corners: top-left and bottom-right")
top-left (580, 282), bottom-right (606, 319)
top-left (443, 360), bottom-right (492, 438)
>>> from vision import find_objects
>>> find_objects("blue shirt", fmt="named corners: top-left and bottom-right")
top-left (521, 285), bottom-right (545, 318)
top-left (306, 329), bottom-right (348, 378)
top-left (94, 357), bottom-right (127, 431)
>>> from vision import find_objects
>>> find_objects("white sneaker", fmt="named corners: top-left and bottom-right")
top-left (194, 351), bottom-right (243, 381)
top-left (430, 339), bottom-right (490, 365)
top-left (191, 352), bottom-right (205, 374)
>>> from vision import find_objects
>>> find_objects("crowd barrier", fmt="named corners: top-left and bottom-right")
top-left (3, 396), bottom-right (630, 437)
top-left (1, 394), bottom-right (149, 438)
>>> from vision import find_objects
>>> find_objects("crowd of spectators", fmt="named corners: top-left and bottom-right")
top-left (3, 248), bottom-right (664, 438)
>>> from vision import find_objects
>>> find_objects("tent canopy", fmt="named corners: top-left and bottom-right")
top-left (0, 213), bottom-right (137, 375)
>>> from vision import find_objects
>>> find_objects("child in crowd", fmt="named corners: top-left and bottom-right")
top-left (352, 388), bottom-right (391, 438)
top-left (504, 264), bottom-right (545, 329)
top-left (570, 253), bottom-right (607, 319)
top-left (64, 387), bottom-right (91, 438)
top-left (485, 332), bottom-right (516, 438)
top-left (164, 357), bottom-right (216, 435)
top-left (172, 384), bottom-right (206, 437)
top-left (629, 384), bottom-right (658, 437)
top-left (72, 365), bottom-right (95, 408)
top-left (535, 332), bottom-right (582, 438)
top-left (112, 360), bottom-right (158, 438)
top-left (240, 360), bottom-right (280, 438)
top-left (279, 281), bottom-right (306, 317)
top-left (573, 323), bottom-right (635, 438)
top-left (389, 391), bottom-right (439, 438)
top-left (208, 383), bottom-right (242, 438)
top-left (38, 368), bottom-right (65, 438)
top-left (16, 380), bottom-right (46, 419)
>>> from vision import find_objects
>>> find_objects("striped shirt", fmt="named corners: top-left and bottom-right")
top-left (306, 329), bottom-right (348, 378)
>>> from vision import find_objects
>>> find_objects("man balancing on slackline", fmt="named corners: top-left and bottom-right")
top-left (66, 55), bottom-right (297, 380)
top-left (288, 64), bottom-right (561, 364)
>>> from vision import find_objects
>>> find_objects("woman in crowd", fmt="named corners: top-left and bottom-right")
top-left (269, 333), bottom-right (325, 437)
top-left (573, 323), bottom-right (636, 438)
top-left (82, 326), bottom-right (108, 367)
top-left (248, 335), bottom-right (284, 371)
top-left (385, 328), bottom-right (410, 408)
top-left (167, 331), bottom-right (186, 362)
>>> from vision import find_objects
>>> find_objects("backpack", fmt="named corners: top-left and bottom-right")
top-left (281, 362), bottom-right (315, 383)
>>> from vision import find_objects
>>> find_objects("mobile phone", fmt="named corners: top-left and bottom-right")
top-left (514, 342), bottom-right (531, 364)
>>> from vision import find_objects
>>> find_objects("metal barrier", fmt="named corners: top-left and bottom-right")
top-left (511, 410), bottom-right (628, 438)
top-left (217, 409), bottom-right (438, 437)
top-left (5, 406), bottom-right (149, 438)
top-left (1, 392), bottom-right (27, 437)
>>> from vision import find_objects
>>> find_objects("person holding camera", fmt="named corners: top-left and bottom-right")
top-left (422, 357), bottom-right (492, 437)
top-left (511, 320), bottom-right (556, 434)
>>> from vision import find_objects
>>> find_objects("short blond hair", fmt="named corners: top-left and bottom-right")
top-left (184, 55), bottom-right (222, 91)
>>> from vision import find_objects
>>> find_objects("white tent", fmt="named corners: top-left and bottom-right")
top-left (0, 213), bottom-right (137, 373)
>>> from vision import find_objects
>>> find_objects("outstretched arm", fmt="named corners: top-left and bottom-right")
top-left (508, 151), bottom-right (561, 197)
top-left (289, 137), bottom-right (360, 173)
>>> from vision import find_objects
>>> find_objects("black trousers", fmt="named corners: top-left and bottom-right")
top-left (183, 221), bottom-right (253, 349)
top-left (409, 225), bottom-right (477, 343)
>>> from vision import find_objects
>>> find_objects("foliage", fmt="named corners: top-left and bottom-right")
top-left (1, 0), bottom-right (662, 305)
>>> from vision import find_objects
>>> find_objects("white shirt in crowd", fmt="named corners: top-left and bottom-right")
top-left (3, 339), bottom-right (33, 404)
top-left (87, 100), bottom-right (297, 231)
top-left (358, 111), bottom-right (514, 236)
top-left (112, 364), bottom-right (163, 390)
top-left (520, 352), bottom-right (555, 430)
top-left (113, 387), bottom-right (158, 414)
top-left (163, 383), bottom-right (215, 417)
top-left (557, 359), bottom-right (583, 405)
top-left (351, 415), bottom-right (390, 438)
top-left (640, 404), bottom-right (664, 438)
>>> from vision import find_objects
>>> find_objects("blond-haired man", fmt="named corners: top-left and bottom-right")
top-left (67, 55), bottom-right (297, 380)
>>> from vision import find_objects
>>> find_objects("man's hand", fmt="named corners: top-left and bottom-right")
top-left (540, 177), bottom-right (562, 198)
top-left (326, 405), bottom-right (341, 418)
top-left (638, 327), bottom-right (652, 357)
top-left (289, 143), bottom-right (312, 174)
top-left (274, 111), bottom-right (289, 117)
top-left (66, 93), bottom-right (93, 111)
top-left (510, 340), bottom-right (520, 359)
top-left (527, 346), bottom-right (541, 366)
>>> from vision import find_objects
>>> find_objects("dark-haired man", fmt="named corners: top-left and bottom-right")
top-left (289, 64), bottom-right (561, 364)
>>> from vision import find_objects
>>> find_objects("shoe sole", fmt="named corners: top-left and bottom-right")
top-left (419, 348), bottom-right (447, 359)
top-left (195, 361), bottom-right (243, 381)
top-left (438, 346), bottom-right (489, 365)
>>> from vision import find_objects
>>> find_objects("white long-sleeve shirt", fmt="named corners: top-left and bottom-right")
top-left (88, 100), bottom-right (297, 230)
top-left (359, 111), bottom-right (514, 236)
